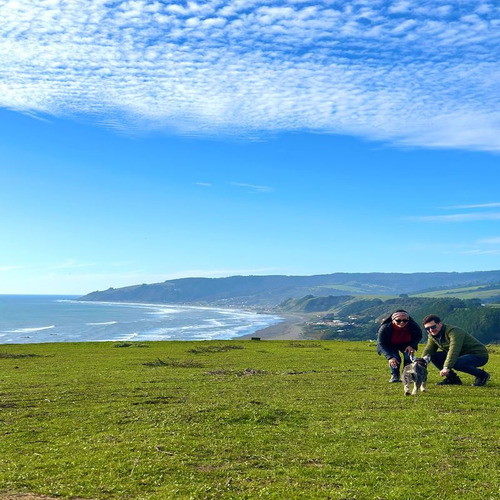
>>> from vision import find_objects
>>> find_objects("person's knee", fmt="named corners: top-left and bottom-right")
top-left (430, 352), bottom-right (445, 368)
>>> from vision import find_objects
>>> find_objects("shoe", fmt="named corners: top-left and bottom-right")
top-left (389, 374), bottom-right (400, 383)
top-left (436, 372), bottom-right (463, 385)
top-left (473, 372), bottom-right (490, 386)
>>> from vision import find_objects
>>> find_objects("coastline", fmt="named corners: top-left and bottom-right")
top-left (238, 313), bottom-right (309, 340)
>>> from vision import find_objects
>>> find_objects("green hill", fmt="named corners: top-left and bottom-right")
top-left (281, 295), bottom-right (500, 344)
top-left (80, 270), bottom-right (500, 307)
top-left (277, 294), bottom-right (352, 312)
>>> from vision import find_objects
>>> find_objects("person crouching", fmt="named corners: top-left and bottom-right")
top-left (421, 314), bottom-right (490, 386)
top-left (377, 310), bottom-right (423, 383)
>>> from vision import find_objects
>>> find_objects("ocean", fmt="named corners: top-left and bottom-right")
top-left (0, 295), bottom-right (283, 345)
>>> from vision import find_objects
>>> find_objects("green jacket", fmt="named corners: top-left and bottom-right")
top-left (422, 324), bottom-right (488, 369)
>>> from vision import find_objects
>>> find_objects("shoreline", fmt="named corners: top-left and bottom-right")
top-left (238, 313), bottom-right (309, 340)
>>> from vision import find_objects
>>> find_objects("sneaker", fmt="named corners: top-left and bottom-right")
top-left (389, 374), bottom-right (400, 383)
top-left (473, 372), bottom-right (490, 386)
top-left (436, 373), bottom-right (463, 385)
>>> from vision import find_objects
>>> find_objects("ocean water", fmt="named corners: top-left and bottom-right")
top-left (0, 295), bottom-right (283, 345)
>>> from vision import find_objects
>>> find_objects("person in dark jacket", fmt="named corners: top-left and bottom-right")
top-left (377, 309), bottom-right (423, 383)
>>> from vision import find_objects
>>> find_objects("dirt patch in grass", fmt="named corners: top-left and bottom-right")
top-left (0, 495), bottom-right (90, 500)
top-left (133, 396), bottom-right (187, 406)
top-left (285, 342), bottom-right (326, 349)
top-left (204, 368), bottom-right (267, 377)
top-left (284, 369), bottom-right (321, 375)
top-left (187, 345), bottom-right (244, 354)
top-left (142, 358), bottom-right (204, 368)
top-left (0, 353), bottom-right (43, 359)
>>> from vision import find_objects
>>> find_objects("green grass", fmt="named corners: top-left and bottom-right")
top-left (1, 340), bottom-right (499, 500)
top-left (413, 284), bottom-right (500, 300)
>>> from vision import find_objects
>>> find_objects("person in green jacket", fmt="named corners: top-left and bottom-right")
top-left (421, 314), bottom-right (490, 386)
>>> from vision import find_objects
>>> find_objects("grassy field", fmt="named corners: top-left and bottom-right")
top-left (413, 285), bottom-right (500, 301)
top-left (1, 340), bottom-right (499, 500)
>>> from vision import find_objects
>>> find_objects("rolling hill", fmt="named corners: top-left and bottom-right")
top-left (80, 270), bottom-right (500, 307)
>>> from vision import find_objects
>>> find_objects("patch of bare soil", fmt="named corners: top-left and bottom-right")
top-left (1, 494), bottom-right (91, 500)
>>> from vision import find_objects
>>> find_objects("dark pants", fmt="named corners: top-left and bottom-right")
top-left (386, 346), bottom-right (412, 375)
top-left (430, 352), bottom-right (488, 377)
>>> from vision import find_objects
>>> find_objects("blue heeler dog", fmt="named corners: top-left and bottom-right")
top-left (402, 355), bottom-right (431, 396)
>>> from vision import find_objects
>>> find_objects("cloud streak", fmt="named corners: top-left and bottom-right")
top-left (409, 212), bottom-right (500, 222)
top-left (0, 1), bottom-right (499, 151)
top-left (231, 182), bottom-right (273, 193)
top-left (443, 202), bottom-right (500, 210)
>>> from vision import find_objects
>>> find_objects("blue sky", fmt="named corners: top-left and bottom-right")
top-left (0, 0), bottom-right (499, 294)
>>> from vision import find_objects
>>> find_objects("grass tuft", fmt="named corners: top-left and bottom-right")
top-left (113, 342), bottom-right (149, 348)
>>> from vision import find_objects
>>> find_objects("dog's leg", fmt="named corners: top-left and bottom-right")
top-left (421, 372), bottom-right (428, 392)
top-left (402, 372), bottom-right (411, 395)
top-left (412, 381), bottom-right (419, 395)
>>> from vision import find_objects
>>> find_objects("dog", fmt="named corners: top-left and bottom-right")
top-left (402, 355), bottom-right (431, 396)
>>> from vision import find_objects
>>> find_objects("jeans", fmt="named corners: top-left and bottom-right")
top-left (430, 352), bottom-right (488, 377)
top-left (386, 347), bottom-right (412, 375)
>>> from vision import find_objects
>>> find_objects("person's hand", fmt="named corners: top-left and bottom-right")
top-left (405, 346), bottom-right (415, 356)
top-left (440, 368), bottom-right (450, 377)
top-left (388, 357), bottom-right (399, 368)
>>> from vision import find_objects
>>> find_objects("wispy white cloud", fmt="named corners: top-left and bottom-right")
top-left (476, 236), bottom-right (500, 244)
top-left (231, 182), bottom-right (273, 193)
top-left (411, 199), bottom-right (500, 222)
top-left (50, 259), bottom-right (97, 270)
top-left (0, 1), bottom-right (499, 151)
top-left (443, 202), bottom-right (500, 210)
top-left (196, 182), bottom-right (212, 187)
top-left (0, 265), bottom-right (23, 272)
top-left (409, 212), bottom-right (500, 222)
top-left (460, 248), bottom-right (500, 255)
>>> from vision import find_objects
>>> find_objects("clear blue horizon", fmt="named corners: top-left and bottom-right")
top-left (1, 1), bottom-right (499, 294)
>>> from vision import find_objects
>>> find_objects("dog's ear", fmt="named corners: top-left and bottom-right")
top-left (423, 355), bottom-right (431, 364)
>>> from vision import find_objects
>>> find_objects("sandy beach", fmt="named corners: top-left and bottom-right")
top-left (238, 313), bottom-right (309, 340)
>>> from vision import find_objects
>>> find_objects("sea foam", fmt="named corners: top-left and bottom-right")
top-left (86, 321), bottom-right (118, 326)
top-left (7, 325), bottom-right (55, 333)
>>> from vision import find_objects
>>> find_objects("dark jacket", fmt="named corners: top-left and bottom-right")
top-left (421, 324), bottom-right (488, 369)
top-left (376, 319), bottom-right (423, 360)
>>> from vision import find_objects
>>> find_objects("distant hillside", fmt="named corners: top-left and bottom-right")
top-left (286, 295), bottom-right (500, 344)
top-left (80, 270), bottom-right (500, 307)
top-left (277, 295), bottom-right (352, 313)
top-left (414, 282), bottom-right (500, 303)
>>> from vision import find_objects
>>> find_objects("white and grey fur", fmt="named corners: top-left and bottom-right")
top-left (402, 355), bottom-right (431, 396)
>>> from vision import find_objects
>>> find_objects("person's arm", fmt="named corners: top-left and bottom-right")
top-left (443, 327), bottom-right (466, 369)
top-left (377, 325), bottom-right (393, 359)
top-left (421, 337), bottom-right (438, 358)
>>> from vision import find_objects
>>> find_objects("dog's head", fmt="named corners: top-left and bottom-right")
top-left (410, 354), bottom-right (431, 366)
top-left (413, 358), bottom-right (428, 368)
